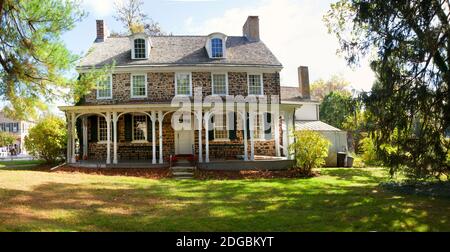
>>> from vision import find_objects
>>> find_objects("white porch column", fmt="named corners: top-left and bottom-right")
top-left (82, 117), bottom-right (88, 159)
top-left (274, 114), bottom-right (281, 157)
top-left (197, 111), bottom-right (203, 163)
top-left (106, 112), bottom-right (111, 164)
top-left (71, 112), bottom-right (76, 164)
top-left (242, 112), bottom-right (248, 161)
top-left (158, 111), bottom-right (163, 164)
top-left (283, 111), bottom-right (295, 159)
top-left (66, 114), bottom-right (71, 163)
top-left (282, 114), bottom-right (288, 157)
top-left (112, 112), bottom-right (118, 164)
top-left (151, 111), bottom-right (156, 164)
top-left (204, 111), bottom-right (210, 163)
top-left (249, 112), bottom-right (255, 161)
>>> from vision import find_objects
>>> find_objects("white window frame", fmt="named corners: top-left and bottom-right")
top-left (130, 73), bottom-right (148, 98)
top-left (97, 117), bottom-right (109, 144)
top-left (247, 73), bottom-right (264, 96)
top-left (132, 114), bottom-right (148, 143)
top-left (210, 37), bottom-right (225, 59)
top-left (132, 38), bottom-right (148, 60)
top-left (213, 114), bottom-right (230, 141)
top-left (211, 72), bottom-right (229, 96)
top-left (175, 72), bottom-right (192, 96)
top-left (252, 114), bottom-right (265, 140)
top-left (96, 74), bottom-right (113, 100)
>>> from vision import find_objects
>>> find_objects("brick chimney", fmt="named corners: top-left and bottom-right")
top-left (96, 20), bottom-right (109, 42)
top-left (243, 16), bottom-right (260, 41)
top-left (298, 66), bottom-right (310, 99)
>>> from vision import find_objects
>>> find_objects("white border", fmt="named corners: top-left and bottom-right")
top-left (130, 73), bottom-right (148, 98)
top-left (211, 72), bottom-right (229, 96)
top-left (96, 74), bottom-right (113, 100)
top-left (175, 72), bottom-right (192, 96)
top-left (247, 73), bottom-right (264, 96)
top-left (131, 114), bottom-right (149, 143)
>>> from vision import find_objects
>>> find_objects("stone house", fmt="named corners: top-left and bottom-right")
top-left (59, 17), bottom-right (300, 167)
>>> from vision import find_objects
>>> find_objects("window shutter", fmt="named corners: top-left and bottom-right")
top-left (76, 119), bottom-right (83, 153)
top-left (265, 113), bottom-right (272, 140)
top-left (246, 113), bottom-right (250, 139)
top-left (229, 112), bottom-right (237, 140)
top-left (208, 115), bottom-right (214, 141)
top-left (90, 116), bottom-right (98, 142)
top-left (147, 116), bottom-right (152, 141)
top-left (124, 114), bottom-right (132, 141)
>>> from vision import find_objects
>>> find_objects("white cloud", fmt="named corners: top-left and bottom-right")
top-left (184, 0), bottom-right (375, 91)
top-left (83, 0), bottom-right (120, 17)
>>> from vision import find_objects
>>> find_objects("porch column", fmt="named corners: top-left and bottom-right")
top-left (284, 111), bottom-right (294, 159)
top-left (106, 112), bottom-right (111, 164)
top-left (158, 111), bottom-right (163, 164)
top-left (249, 112), bottom-right (255, 161)
top-left (82, 117), bottom-right (88, 159)
top-left (204, 111), bottom-right (210, 163)
top-left (282, 114), bottom-right (288, 157)
top-left (197, 111), bottom-right (203, 163)
top-left (71, 112), bottom-right (76, 164)
top-left (151, 111), bottom-right (156, 164)
top-left (242, 112), bottom-right (248, 161)
top-left (112, 112), bottom-right (118, 164)
top-left (66, 113), bottom-right (71, 163)
top-left (274, 114), bottom-right (281, 157)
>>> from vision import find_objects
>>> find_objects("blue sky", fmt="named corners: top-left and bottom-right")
top-left (63, 0), bottom-right (375, 94)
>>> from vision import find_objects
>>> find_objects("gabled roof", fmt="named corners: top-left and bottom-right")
top-left (295, 121), bottom-right (343, 132)
top-left (78, 35), bottom-right (282, 69)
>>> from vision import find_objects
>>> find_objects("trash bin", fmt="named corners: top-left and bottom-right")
top-left (346, 156), bottom-right (354, 168)
top-left (337, 152), bottom-right (346, 167)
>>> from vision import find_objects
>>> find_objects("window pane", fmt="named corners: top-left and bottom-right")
top-left (132, 75), bottom-right (146, 97)
top-left (98, 76), bottom-right (112, 98)
top-left (212, 74), bottom-right (227, 95)
top-left (211, 38), bottom-right (223, 58)
top-left (214, 114), bottom-right (229, 140)
top-left (134, 39), bottom-right (146, 59)
top-left (248, 74), bottom-right (262, 95)
top-left (176, 73), bottom-right (191, 95)
top-left (98, 117), bottom-right (108, 141)
top-left (133, 115), bottom-right (147, 141)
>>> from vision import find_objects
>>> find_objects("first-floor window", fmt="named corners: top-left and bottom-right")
top-left (133, 115), bottom-right (147, 141)
top-left (98, 117), bottom-right (108, 142)
top-left (248, 74), bottom-right (263, 95)
top-left (97, 75), bottom-right (112, 99)
top-left (214, 114), bottom-right (229, 140)
top-left (131, 74), bottom-right (147, 97)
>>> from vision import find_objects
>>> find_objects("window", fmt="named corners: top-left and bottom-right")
top-left (98, 117), bottom-right (108, 142)
top-left (0, 123), bottom-right (4, 132)
top-left (212, 73), bottom-right (227, 95)
top-left (253, 114), bottom-right (263, 139)
top-left (211, 38), bottom-right (223, 58)
top-left (213, 114), bottom-right (229, 140)
top-left (97, 75), bottom-right (112, 99)
top-left (248, 74), bottom-right (263, 95)
top-left (12, 123), bottom-right (18, 133)
top-left (133, 115), bottom-right (147, 141)
top-left (134, 38), bottom-right (146, 59)
top-left (131, 74), bottom-right (147, 98)
top-left (175, 73), bottom-right (192, 96)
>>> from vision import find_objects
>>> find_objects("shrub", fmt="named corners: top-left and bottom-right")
top-left (24, 115), bottom-right (67, 164)
top-left (0, 131), bottom-right (15, 147)
top-left (289, 130), bottom-right (331, 174)
top-left (360, 136), bottom-right (381, 166)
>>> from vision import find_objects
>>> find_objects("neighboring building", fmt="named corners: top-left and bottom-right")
top-left (281, 66), bottom-right (348, 166)
top-left (0, 111), bottom-right (35, 155)
top-left (60, 17), bottom-right (300, 167)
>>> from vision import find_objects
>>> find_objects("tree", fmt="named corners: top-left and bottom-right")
top-left (289, 130), bottom-right (331, 175)
top-left (0, 131), bottom-right (15, 147)
top-left (310, 75), bottom-right (350, 101)
top-left (320, 91), bottom-right (355, 129)
top-left (114, 0), bottom-right (166, 36)
top-left (24, 115), bottom-right (66, 163)
top-left (0, 0), bottom-right (89, 120)
top-left (325, 0), bottom-right (450, 179)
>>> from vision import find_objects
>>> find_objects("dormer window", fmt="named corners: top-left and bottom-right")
top-left (206, 33), bottom-right (227, 59)
top-left (130, 33), bottom-right (150, 60)
top-left (211, 38), bottom-right (223, 58)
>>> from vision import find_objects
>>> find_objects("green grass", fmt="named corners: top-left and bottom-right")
top-left (0, 167), bottom-right (449, 231)
top-left (0, 160), bottom-right (44, 168)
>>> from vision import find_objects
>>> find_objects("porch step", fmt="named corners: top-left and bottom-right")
top-left (171, 166), bottom-right (195, 179)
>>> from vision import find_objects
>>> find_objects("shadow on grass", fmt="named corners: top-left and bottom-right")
top-left (0, 170), bottom-right (449, 232)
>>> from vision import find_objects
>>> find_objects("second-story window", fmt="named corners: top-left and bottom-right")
top-left (97, 75), bottom-right (112, 99)
top-left (134, 39), bottom-right (146, 59)
top-left (212, 73), bottom-right (227, 95)
top-left (175, 73), bottom-right (192, 96)
top-left (211, 38), bottom-right (223, 58)
top-left (248, 74), bottom-right (263, 95)
top-left (131, 74), bottom-right (147, 98)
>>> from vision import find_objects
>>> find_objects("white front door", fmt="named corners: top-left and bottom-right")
top-left (176, 130), bottom-right (193, 154)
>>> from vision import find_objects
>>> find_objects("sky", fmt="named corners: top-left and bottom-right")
top-left (60, 0), bottom-right (375, 105)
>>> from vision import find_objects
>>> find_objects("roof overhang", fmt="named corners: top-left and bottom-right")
top-left (76, 64), bottom-right (283, 73)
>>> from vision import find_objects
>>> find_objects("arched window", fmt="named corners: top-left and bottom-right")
top-left (134, 38), bottom-right (146, 59)
top-left (211, 38), bottom-right (223, 58)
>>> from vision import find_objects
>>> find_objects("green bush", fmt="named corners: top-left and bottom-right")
top-left (24, 115), bottom-right (67, 164)
top-left (360, 136), bottom-right (382, 166)
top-left (289, 130), bottom-right (331, 174)
top-left (0, 131), bottom-right (15, 147)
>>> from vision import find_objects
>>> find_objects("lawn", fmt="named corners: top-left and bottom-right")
top-left (0, 167), bottom-right (449, 231)
top-left (0, 160), bottom-right (44, 168)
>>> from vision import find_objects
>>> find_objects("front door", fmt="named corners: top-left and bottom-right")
top-left (176, 130), bottom-right (193, 155)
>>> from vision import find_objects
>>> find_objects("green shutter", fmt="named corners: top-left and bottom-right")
top-left (90, 116), bottom-right (98, 142)
top-left (147, 115), bottom-right (152, 141)
top-left (229, 112), bottom-right (237, 140)
top-left (208, 115), bottom-right (214, 141)
top-left (124, 114), bottom-right (132, 141)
